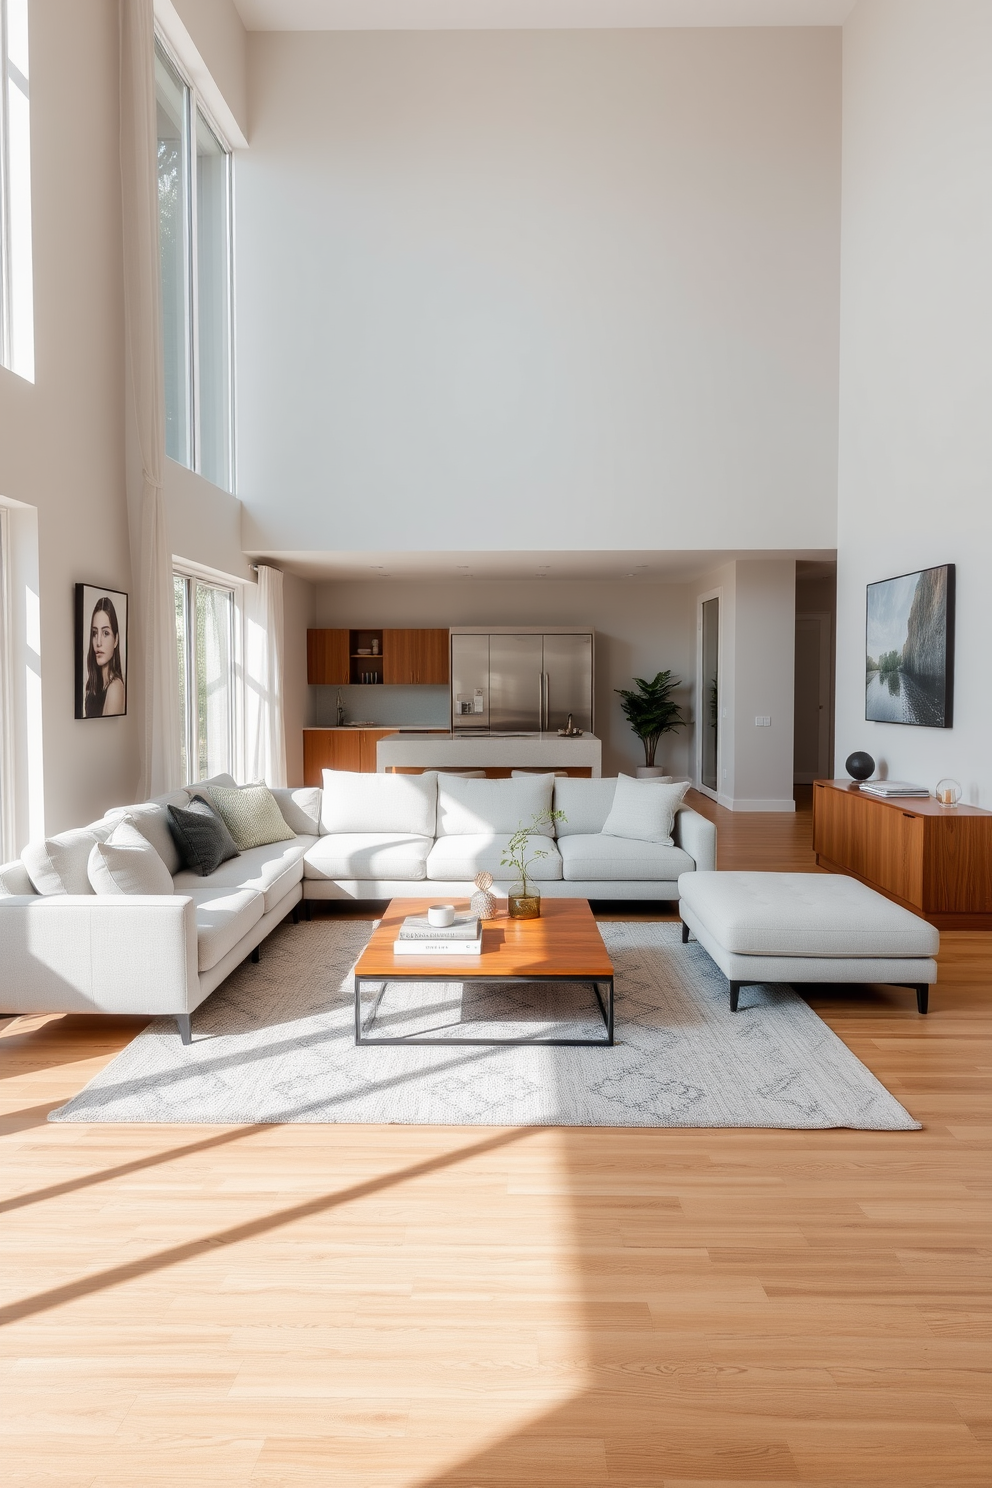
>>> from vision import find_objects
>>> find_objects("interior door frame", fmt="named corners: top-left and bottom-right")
top-left (696, 587), bottom-right (723, 801)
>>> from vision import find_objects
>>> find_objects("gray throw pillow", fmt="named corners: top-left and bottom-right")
top-left (167, 795), bottom-right (240, 876)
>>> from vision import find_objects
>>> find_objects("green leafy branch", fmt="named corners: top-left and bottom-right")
top-left (500, 808), bottom-right (567, 895)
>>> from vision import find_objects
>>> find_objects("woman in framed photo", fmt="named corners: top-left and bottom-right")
top-left (84, 596), bottom-right (126, 717)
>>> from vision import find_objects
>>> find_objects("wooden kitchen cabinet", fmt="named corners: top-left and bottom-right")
top-left (307, 629), bottom-right (349, 685)
top-left (382, 629), bottom-right (449, 686)
top-left (302, 729), bottom-right (397, 785)
top-left (813, 779), bottom-right (992, 929)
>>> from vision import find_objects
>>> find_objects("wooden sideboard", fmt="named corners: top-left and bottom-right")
top-left (307, 629), bottom-right (449, 687)
top-left (812, 779), bottom-right (992, 930)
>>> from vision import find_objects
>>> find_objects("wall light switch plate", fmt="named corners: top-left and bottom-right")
top-left (755, 715), bottom-right (771, 727)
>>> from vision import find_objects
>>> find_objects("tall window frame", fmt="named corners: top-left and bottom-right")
top-left (0, 0), bottom-right (34, 381)
top-left (155, 31), bottom-right (235, 492)
top-left (173, 564), bottom-right (244, 787)
top-left (0, 505), bottom-right (13, 859)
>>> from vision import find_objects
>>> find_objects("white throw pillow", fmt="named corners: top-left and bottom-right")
top-left (269, 785), bottom-right (322, 836)
top-left (320, 770), bottom-right (438, 837)
top-left (437, 774), bottom-right (555, 837)
top-left (22, 822), bottom-right (115, 895)
top-left (87, 817), bottom-right (174, 896)
top-left (0, 859), bottom-right (36, 895)
top-left (103, 800), bottom-right (184, 876)
top-left (600, 776), bottom-right (690, 846)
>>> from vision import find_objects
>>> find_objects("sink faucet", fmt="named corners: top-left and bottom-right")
top-left (336, 690), bottom-right (346, 727)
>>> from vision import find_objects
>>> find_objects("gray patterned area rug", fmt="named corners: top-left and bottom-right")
top-left (49, 919), bottom-right (919, 1130)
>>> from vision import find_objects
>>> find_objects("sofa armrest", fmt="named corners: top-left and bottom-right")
top-left (0, 895), bottom-right (199, 1016)
top-left (673, 807), bottom-right (717, 873)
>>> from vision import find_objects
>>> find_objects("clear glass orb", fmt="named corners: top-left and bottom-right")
top-left (935, 778), bottom-right (962, 807)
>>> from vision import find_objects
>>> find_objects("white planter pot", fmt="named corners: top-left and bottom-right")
top-left (636, 766), bottom-right (671, 780)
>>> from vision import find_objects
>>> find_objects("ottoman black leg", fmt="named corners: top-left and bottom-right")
top-left (251, 946), bottom-right (260, 964)
top-left (681, 920), bottom-right (690, 944)
top-left (916, 985), bottom-right (929, 1015)
top-left (729, 981), bottom-right (740, 1013)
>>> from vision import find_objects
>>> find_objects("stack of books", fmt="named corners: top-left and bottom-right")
top-left (393, 912), bottom-right (483, 955)
top-left (859, 781), bottom-right (930, 798)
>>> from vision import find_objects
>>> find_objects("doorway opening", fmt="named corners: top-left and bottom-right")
top-left (793, 561), bottom-right (836, 801)
top-left (697, 591), bottom-right (720, 800)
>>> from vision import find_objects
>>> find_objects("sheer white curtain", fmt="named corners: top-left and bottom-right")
top-left (120, 0), bottom-right (182, 798)
top-left (244, 565), bottom-right (288, 787)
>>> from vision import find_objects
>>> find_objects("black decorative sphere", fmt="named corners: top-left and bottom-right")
top-left (845, 751), bottom-right (875, 781)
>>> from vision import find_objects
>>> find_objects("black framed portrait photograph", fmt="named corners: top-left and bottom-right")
top-left (865, 563), bottom-right (954, 728)
top-left (75, 584), bottom-right (128, 720)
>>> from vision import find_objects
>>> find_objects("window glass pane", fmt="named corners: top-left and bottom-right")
top-left (3, 0), bottom-right (34, 381)
top-left (196, 110), bottom-right (231, 491)
top-left (156, 48), bottom-right (191, 467)
top-left (195, 582), bottom-right (233, 780)
top-left (174, 574), bottom-right (189, 784)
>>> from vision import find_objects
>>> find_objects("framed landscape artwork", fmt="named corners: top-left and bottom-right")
top-left (865, 564), bottom-right (954, 728)
top-left (74, 584), bottom-right (128, 720)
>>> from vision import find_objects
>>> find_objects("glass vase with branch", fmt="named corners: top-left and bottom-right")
top-left (500, 807), bottom-right (566, 919)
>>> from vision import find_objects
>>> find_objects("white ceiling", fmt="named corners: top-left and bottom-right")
top-left (233, 1), bottom-right (857, 33)
top-left (254, 549), bottom-right (836, 583)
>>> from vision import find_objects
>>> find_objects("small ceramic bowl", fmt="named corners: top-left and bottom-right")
top-left (428, 904), bottom-right (456, 928)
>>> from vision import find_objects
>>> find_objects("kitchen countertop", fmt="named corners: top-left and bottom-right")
top-left (376, 731), bottom-right (602, 776)
top-left (303, 725), bottom-right (448, 732)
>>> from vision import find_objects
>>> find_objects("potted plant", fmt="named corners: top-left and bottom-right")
top-left (615, 670), bottom-right (686, 777)
top-left (500, 807), bottom-right (566, 919)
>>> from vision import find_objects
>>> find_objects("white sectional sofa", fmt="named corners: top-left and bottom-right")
top-left (0, 771), bottom-right (715, 1041)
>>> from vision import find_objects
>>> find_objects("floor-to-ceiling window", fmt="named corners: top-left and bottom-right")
top-left (174, 570), bottom-right (237, 785)
top-left (0, 0), bottom-right (33, 381)
top-left (155, 35), bottom-right (233, 490)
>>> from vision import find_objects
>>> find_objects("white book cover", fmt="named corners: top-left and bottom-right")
top-left (393, 937), bottom-right (483, 956)
top-left (397, 914), bottom-right (480, 941)
top-left (859, 782), bottom-right (929, 796)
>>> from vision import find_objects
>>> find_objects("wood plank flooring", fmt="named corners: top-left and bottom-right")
top-left (1, 791), bottom-right (990, 1486)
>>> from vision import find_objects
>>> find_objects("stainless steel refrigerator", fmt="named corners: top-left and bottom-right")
top-left (450, 631), bottom-right (593, 733)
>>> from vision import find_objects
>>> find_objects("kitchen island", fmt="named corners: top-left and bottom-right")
top-left (376, 732), bottom-right (602, 777)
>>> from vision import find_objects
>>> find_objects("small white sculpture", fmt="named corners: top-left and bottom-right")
top-left (470, 870), bottom-right (498, 920)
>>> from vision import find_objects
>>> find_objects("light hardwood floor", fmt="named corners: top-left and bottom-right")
top-left (2, 791), bottom-right (990, 1486)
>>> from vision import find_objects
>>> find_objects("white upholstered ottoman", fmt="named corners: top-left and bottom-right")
top-left (678, 872), bottom-right (939, 1014)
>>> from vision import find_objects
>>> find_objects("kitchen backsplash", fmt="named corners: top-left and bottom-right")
top-left (309, 684), bottom-right (449, 729)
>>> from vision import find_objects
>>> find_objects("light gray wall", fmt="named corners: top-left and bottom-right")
top-left (237, 27), bottom-right (842, 556)
top-left (835, 0), bottom-right (992, 807)
top-left (732, 559), bottom-right (796, 810)
top-left (314, 579), bottom-right (695, 778)
top-left (0, 0), bottom-right (136, 839)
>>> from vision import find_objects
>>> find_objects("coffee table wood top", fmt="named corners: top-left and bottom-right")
top-left (355, 897), bottom-right (614, 981)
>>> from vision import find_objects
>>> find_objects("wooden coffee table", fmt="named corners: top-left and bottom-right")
top-left (353, 897), bottom-right (615, 1047)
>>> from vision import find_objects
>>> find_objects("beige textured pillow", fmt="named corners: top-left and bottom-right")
top-left (87, 817), bottom-right (174, 895)
top-left (203, 782), bottom-right (296, 851)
